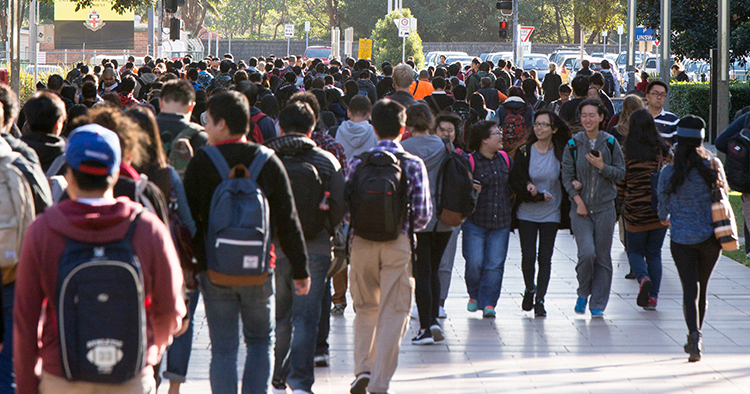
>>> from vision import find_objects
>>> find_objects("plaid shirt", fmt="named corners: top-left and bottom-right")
top-left (345, 140), bottom-right (432, 234)
top-left (468, 151), bottom-right (513, 230)
top-left (311, 130), bottom-right (347, 168)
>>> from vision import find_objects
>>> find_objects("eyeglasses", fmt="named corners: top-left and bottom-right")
top-left (490, 131), bottom-right (503, 136)
top-left (649, 92), bottom-right (667, 98)
top-left (533, 122), bottom-right (552, 128)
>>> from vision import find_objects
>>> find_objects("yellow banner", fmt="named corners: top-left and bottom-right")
top-left (54, 0), bottom-right (134, 21)
top-left (359, 38), bottom-right (372, 60)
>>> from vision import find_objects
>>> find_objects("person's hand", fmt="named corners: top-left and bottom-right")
top-left (572, 180), bottom-right (583, 191)
top-left (586, 152), bottom-right (605, 170)
top-left (473, 183), bottom-right (482, 194)
top-left (661, 219), bottom-right (670, 226)
top-left (543, 192), bottom-right (553, 202)
top-left (576, 202), bottom-right (588, 217)
top-left (527, 183), bottom-right (538, 196)
top-left (294, 278), bottom-right (311, 295)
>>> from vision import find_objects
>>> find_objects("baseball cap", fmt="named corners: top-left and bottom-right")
top-left (66, 124), bottom-right (121, 176)
top-left (676, 115), bottom-right (706, 140)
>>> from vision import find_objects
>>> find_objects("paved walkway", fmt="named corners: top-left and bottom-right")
top-left (168, 227), bottom-right (750, 394)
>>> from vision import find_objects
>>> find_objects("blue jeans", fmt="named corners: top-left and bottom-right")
top-left (164, 289), bottom-right (200, 383)
top-left (0, 283), bottom-right (14, 394)
top-left (272, 254), bottom-right (331, 392)
top-left (626, 227), bottom-right (667, 298)
top-left (461, 220), bottom-right (510, 309)
top-left (199, 272), bottom-right (274, 394)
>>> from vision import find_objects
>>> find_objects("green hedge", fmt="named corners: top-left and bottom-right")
top-left (670, 82), bottom-right (750, 122)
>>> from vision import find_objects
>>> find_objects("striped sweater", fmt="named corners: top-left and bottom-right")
top-left (618, 156), bottom-right (669, 232)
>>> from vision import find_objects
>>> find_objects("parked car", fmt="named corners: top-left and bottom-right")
top-left (615, 51), bottom-right (647, 74)
top-left (444, 56), bottom-right (476, 71)
top-left (302, 46), bottom-right (332, 64)
top-left (485, 52), bottom-right (513, 66)
top-left (549, 47), bottom-right (588, 65)
top-left (568, 57), bottom-right (606, 81)
top-left (426, 51), bottom-right (470, 68)
top-left (517, 54), bottom-right (550, 81)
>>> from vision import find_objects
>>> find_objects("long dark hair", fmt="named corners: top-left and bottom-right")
top-left (466, 120), bottom-right (497, 152)
top-left (125, 106), bottom-right (166, 173)
top-left (624, 108), bottom-right (670, 162)
top-left (668, 137), bottom-right (717, 194)
top-left (524, 109), bottom-right (571, 161)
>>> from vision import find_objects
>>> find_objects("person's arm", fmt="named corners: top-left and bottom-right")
top-left (657, 165), bottom-right (672, 223)
top-left (169, 166), bottom-right (196, 237)
top-left (716, 113), bottom-right (748, 153)
top-left (509, 148), bottom-right (543, 202)
top-left (561, 140), bottom-right (579, 197)
top-left (597, 139), bottom-right (626, 182)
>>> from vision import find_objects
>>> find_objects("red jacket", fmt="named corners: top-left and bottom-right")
top-left (14, 198), bottom-right (186, 393)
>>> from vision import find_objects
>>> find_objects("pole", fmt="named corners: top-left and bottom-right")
top-left (387, 0), bottom-right (392, 14)
top-left (512, 0), bottom-right (518, 64)
top-left (9, 0), bottom-right (19, 94)
top-left (717, 0), bottom-right (730, 137)
top-left (215, 35), bottom-right (219, 58)
top-left (287, 37), bottom-right (290, 57)
top-left (30, 0), bottom-right (37, 86)
top-left (229, 34), bottom-right (232, 55)
top-left (659, 0), bottom-right (670, 110)
top-left (602, 32), bottom-right (606, 55)
top-left (207, 32), bottom-right (211, 58)
top-left (626, 0), bottom-right (636, 92)
top-left (156, 0), bottom-right (163, 57)
top-left (306, 31), bottom-right (309, 52)
top-left (148, 5), bottom-right (155, 57)
top-left (402, 36), bottom-right (405, 64)
top-left (82, 43), bottom-right (85, 63)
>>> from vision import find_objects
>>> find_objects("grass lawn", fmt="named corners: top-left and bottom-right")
top-left (723, 191), bottom-right (750, 267)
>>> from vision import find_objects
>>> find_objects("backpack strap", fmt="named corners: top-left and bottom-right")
top-left (498, 150), bottom-right (510, 170)
top-left (203, 146), bottom-right (232, 181)
top-left (134, 175), bottom-right (157, 215)
top-left (247, 145), bottom-right (274, 181)
top-left (469, 152), bottom-right (475, 172)
top-left (46, 154), bottom-right (67, 178)
top-left (567, 138), bottom-right (578, 174)
top-left (124, 208), bottom-right (144, 243)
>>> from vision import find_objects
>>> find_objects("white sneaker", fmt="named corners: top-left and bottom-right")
top-left (292, 390), bottom-right (312, 394)
top-left (430, 324), bottom-right (445, 342)
top-left (438, 306), bottom-right (447, 319)
top-left (271, 387), bottom-right (289, 394)
top-left (410, 304), bottom-right (419, 319)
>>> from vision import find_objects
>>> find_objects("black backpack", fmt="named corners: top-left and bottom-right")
top-left (279, 148), bottom-right (327, 240)
top-left (434, 139), bottom-right (478, 227)
top-left (603, 71), bottom-right (616, 97)
top-left (724, 114), bottom-right (750, 193)
top-left (447, 103), bottom-right (478, 146)
top-left (56, 210), bottom-right (147, 383)
top-left (347, 150), bottom-right (409, 241)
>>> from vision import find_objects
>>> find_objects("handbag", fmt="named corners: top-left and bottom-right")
top-left (709, 159), bottom-right (739, 251)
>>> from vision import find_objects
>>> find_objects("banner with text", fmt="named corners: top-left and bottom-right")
top-left (54, 0), bottom-right (135, 50)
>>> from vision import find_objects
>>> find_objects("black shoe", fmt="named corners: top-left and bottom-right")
top-left (637, 277), bottom-right (652, 307)
top-left (625, 271), bottom-right (636, 279)
top-left (534, 301), bottom-right (546, 317)
top-left (684, 331), bottom-right (702, 362)
top-left (522, 287), bottom-right (535, 311)
top-left (412, 329), bottom-right (434, 345)
top-left (350, 372), bottom-right (370, 394)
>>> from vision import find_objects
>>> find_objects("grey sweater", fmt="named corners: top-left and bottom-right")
top-left (561, 131), bottom-right (625, 213)
top-left (401, 134), bottom-right (453, 232)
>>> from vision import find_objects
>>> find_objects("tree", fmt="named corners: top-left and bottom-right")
top-left (574, 0), bottom-right (625, 44)
top-left (637, 0), bottom-right (750, 61)
top-left (371, 9), bottom-right (425, 68)
top-left (182, 0), bottom-right (220, 37)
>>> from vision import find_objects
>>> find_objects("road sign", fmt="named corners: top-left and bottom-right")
top-left (519, 26), bottom-right (534, 43)
top-left (284, 24), bottom-right (294, 38)
top-left (396, 17), bottom-right (411, 33)
top-left (304, 21), bottom-right (310, 32)
top-left (617, 25), bottom-right (623, 35)
top-left (359, 38), bottom-right (372, 59)
top-left (635, 27), bottom-right (654, 41)
top-left (398, 30), bottom-right (410, 37)
top-left (521, 42), bottom-right (531, 54)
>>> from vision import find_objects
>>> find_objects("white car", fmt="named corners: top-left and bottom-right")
top-left (426, 51), bottom-right (470, 68)
top-left (517, 54), bottom-right (550, 81)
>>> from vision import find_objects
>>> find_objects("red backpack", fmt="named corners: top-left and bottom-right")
top-left (249, 112), bottom-right (269, 144)
top-left (501, 108), bottom-right (527, 150)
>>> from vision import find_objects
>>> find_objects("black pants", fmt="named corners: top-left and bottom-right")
top-left (518, 220), bottom-right (559, 303)
top-left (413, 231), bottom-right (452, 330)
top-left (670, 237), bottom-right (721, 333)
top-left (315, 277), bottom-right (332, 356)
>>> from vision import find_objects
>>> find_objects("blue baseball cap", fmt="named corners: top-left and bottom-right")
top-left (66, 124), bottom-right (121, 176)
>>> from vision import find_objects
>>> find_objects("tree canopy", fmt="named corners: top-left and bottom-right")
top-left (371, 9), bottom-right (424, 68)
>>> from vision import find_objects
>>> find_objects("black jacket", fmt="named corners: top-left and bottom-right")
top-left (1, 133), bottom-right (51, 215)
top-left (20, 132), bottom-right (66, 174)
top-left (509, 143), bottom-right (571, 230)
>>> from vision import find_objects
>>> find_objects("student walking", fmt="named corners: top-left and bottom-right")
top-left (562, 99), bottom-right (625, 318)
top-left (510, 110), bottom-right (571, 317)
top-left (657, 115), bottom-right (724, 362)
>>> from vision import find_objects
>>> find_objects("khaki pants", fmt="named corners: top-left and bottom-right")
top-left (39, 368), bottom-right (155, 394)
top-left (349, 233), bottom-right (414, 393)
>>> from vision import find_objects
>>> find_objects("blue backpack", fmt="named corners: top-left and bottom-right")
top-left (203, 146), bottom-right (273, 283)
top-left (56, 209), bottom-right (146, 383)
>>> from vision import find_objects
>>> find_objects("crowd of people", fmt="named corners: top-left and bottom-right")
top-left (0, 50), bottom-right (745, 394)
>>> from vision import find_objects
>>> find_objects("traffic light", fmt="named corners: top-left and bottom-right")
top-left (165, 0), bottom-right (178, 13)
top-left (170, 18), bottom-right (180, 40)
top-left (496, 0), bottom-right (513, 16)
top-left (499, 21), bottom-right (508, 40)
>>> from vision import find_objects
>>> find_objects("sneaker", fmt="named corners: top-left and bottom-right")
top-left (534, 302), bottom-right (546, 317)
top-left (467, 299), bottom-right (478, 312)
top-left (350, 372), bottom-right (370, 394)
top-left (430, 324), bottom-right (445, 342)
top-left (331, 303), bottom-right (346, 316)
top-left (438, 305), bottom-right (447, 319)
top-left (625, 271), bottom-right (636, 279)
top-left (522, 287), bottom-right (535, 311)
top-left (272, 385), bottom-right (289, 394)
top-left (483, 306), bottom-right (496, 318)
top-left (590, 308), bottom-right (604, 318)
top-left (410, 304), bottom-right (419, 319)
top-left (637, 277), bottom-right (652, 307)
top-left (412, 329), bottom-right (434, 345)
top-left (292, 390), bottom-right (312, 394)
top-left (314, 353), bottom-right (329, 367)
top-left (574, 297), bottom-right (587, 314)
top-left (644, 296), bottom-right (658, 310)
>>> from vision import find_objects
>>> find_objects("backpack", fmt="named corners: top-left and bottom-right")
top-left (501, 108), bottom-right (528, 150)
top-left (203, 145), bottom-right (274, 284)
top-left (469, 150), bottom-right (511, 172)
top-left (164, 125), bottom-right (203, 181)
top-left (56, 209), bottom-right (146, 383)
top-left (347, 150), bottom-right (410, 241)
top-left (278, 148), bottom-right (327, 240)
top-left (0, 152), bottom-right (35, 268)
top-left (434, 140), bottom-right (478, 227)
top-left (603, 71), bottom-right (616, 97)
top-left (249, 112), bottom-right (269, 144)
top-left (46, 154), bottom-right (69, 203)
top-left (448, 103), bottom-right (478, 146)
top-left (724, 115), bottom-right (750, 193)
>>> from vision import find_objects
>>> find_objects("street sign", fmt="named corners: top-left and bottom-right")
top-left (304, 21), bottom-right (310, 32)
top-left (635, 27), bottom-right (654, 41)
top-left (521, 42), bottom-right (531, 54)
top-left (359, 38), bottom-right (372, 59)
top-left (397, 17), bottom-right (410, 33)
top-left (617, 25), bottom-right (623, 35)
top-left (519, 26), bottom-right (534, 43)
top-left (37, 51), bottom-right (46, 64)
top-left (398, 30), bottom-right (410, 38)
top-left (284, 24), bottom-right (295, 38)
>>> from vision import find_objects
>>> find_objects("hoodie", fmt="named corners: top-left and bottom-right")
top-left (401, 134), bottom-right (453, 232)
top-left (335, 120), bottom-right (378, 160)
top-left (14, 198), bottom-right (186, 393)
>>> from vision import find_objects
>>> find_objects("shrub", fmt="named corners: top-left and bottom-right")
top-left (669, 82), bottom-right (750, 121)
top-left (371, 9), bottom-right (425, 69)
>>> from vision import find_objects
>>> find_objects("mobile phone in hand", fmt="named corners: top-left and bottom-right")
top-left (590, 149), bottom-right (600, 157)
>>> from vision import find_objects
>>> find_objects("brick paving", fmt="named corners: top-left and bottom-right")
top-left (165, 228), bottom-right (750, 394)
